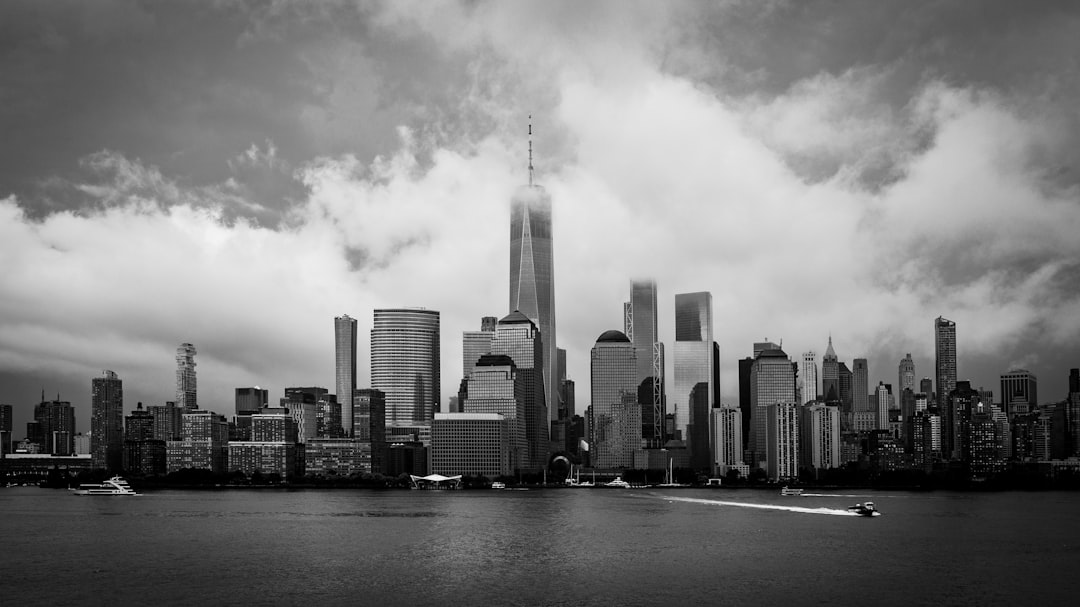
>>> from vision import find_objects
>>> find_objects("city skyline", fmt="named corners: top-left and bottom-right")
top-left (4, 3), bottom-right (1080, 434)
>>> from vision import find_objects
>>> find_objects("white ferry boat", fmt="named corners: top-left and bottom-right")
top-left (72, 477), bottom-right (139, 496)
top-left (780, 486), bottom-right (803, 496)
top-left (604, 476), bottom-right (631, 488)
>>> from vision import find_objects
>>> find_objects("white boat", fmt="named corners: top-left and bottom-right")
top-left (604, 476), bottom-right (631, 488)
top-left (847, 501), bottom-right (879, 517)
top-left (72, 477), bottom-right (138, 496)
top-left (780, 486), bottom-right (803, 496)
top-left (491, 481), bottom-right (506, 490)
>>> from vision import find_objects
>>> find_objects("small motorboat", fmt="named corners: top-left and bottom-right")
top-left (847, 501), bottom-right (879, 517)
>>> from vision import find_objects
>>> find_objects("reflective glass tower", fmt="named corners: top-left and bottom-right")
top-left (589, 330), bottom-right (639, 468)
top-left (371, 308), bottom-right (440, 435)
top-left (335, 314), bottom-right (358, 436)
top-left (673, 292), bottom-right (713, 441)
top-left (509, 132), bottom-right (557, 424)
top-left (750, 348), bottom-right (795, 468)
top-left (625, 279), bottom-right (665, 446)
top-left (489, 311), bottom-right (548, 470)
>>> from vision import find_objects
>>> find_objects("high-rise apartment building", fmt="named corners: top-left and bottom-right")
top-left (34, 397), bottom-right (75, 455)
top-left (1000, 369), bottom-right (1038, 418)
top-left (626, 280), bottom-right (665, 446)
top-left (176, 343), bottom-right (197, 410)
top-left (509, 153), bottom-right (557, 425)
top-left (489, 311), bottom-right (548, 470)
top-left (371, 308), bottom-right (440, 436)
top-left (335, 315), bottom-right (358, 436)
top-left (750, 348), bottom-right (795, 468)
top-left (124, 402), bottom-right (165, 475)
top-left (801, 351), bottom-right (819, 405)
top-left (875, 382), bottom-right (890, 431)
top-left (766, 402), bottom-right (800, 481)
top-left (935, 316), bottom-right (957, 456)
top-left (235, 387), bottom-right (268, 416)
top-left (167, 410), bottom-right (229, 473)
top-left (853, 359), bottom-right (869, 413)
top-left (899, 354), bottom-right (916, 394)
top-left (0, 403), bottom-right (12, 454)
top-left (801, 403), bottom-right (841, 474)
top-left (711, 405), bottom-right (743, 476)
top-left (91, 370), bottom-right (124, 471)
top-left (589, 330), bottom-right (639, 468)
top-left (673, 292), bottom-right (713, 453)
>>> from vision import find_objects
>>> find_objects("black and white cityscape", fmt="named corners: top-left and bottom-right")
top-left (3, 3), bottom-right (1080, 491)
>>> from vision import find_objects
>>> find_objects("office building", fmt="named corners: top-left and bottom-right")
top-left (853, 359), bottom-right (869, 413)
top-left (461, 354), bottom-right (527, 470)
top-left (236, 387), bottom-right (268, 416)
top-left (228, 409), bottom-right (301, 480)
top-left (509, 154), bottom-right (558, 425)
top-left (124, 402), bottom-right (165, 475)
top-left (462, 316), bottom-right (497, 379)
top-left (673, 292), bottom-right (713, 463)
top-left (1000, 369), bottom-right (1038, 418)
top-left (935, 316), bottom-right (957, 456)
top-left (766, 402), bottom-right (799, 481)
top-left (821, 338), bottom-right (839, 402)
top-left (371, 308), bottom-right (440, 436)
top-left (738, 357), bottom-right (753, 447)
top-left (176, 343), bottom-right (197, 410)
top-left (431, 412), bottom-right (512, 478)
top-left (875, 382), bottom-right (890, 431)
top-left (34, 397), bottom-right (75, 455)
top-left (335, 314), bottom-right (358, 437)
top-left (801, 351), bottom-right (818, 405)
top-left (589, 330), bottom-right (639, 468)
top-left (626, 279), bottom-right (666, 447)
top-left (148, 401), bottom-right (182, 441)
top-left (91, 370), bottom-right (124, 472)
top-left (489, 311), bottom-right (548, 470)
top-left (899, 354), bottom-right (916, 395)
top-left (1, 404), bottom-right (12, 454)
top-left (838, 362), bottom-right (853, 413)
top-left (304, 438), bottom-right (372, 476)
top-left (750, 347), bottom-right (795, 468)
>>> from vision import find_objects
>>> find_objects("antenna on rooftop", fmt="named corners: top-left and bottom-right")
top-left (528, 114), bottom-right (534, 187)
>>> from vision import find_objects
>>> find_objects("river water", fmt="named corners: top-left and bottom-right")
top-left (1, 487), bottom-right (1077, 605)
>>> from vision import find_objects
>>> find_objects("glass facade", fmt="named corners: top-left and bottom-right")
top-left (431, 413), bottom-right (511, 478)
top-left (589, 331), bottom-right (638, 468)
top-left (335, 315), bottom-right (357, 436)
top-left (750, 349), bottom-right (795, 467)
top-left (370, 308), bottom-right (440, 430)
top-left (175, 343), bottom-right (197, 411)
top-left (673, 292), bottom-right (712, 442)
top-left (509, 184), bottom-right (557, 425)
top-left (489, 312), bottom-right (547, 470)
top-left (462, 355), bottom-right (527, 470)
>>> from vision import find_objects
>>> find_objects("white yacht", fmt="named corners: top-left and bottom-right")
top-left (72, 477), bottom-right (138, 496)
top-left (604, 476), bottom-right (631, 488)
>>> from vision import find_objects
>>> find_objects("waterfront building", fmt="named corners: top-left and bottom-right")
top-left (489, 311), bottom-right (548, 470)
top-left (589, 330), bottom-right (639, 468)
top-left (228, 409), bottom-right (301, 480)
top-left (626, 280), bottom-right (665, 446)
top-left (509, 142), bottom-right (558, 425)
top-left (711, 405), bottom-right (743, 476)
top-left (335, 314), bottom-right (358, 437)
top-left (1000, 369), bottom-right (1038, 418)
top-left (853, 359), bottom-right (869, 414)
top-left (304, 438), bottom-right (372, 476)
top-left (738, 357), bottom-right (753, 449)
top-left (353, 388), bottom-right (386, 474)
top-left (286, 387), bottom-right (337, 438)
top-left (235, 387), bottom-right (268, 416)
top-left (935, 317), bottom-right (958, 457)
top-left (176, 343), bottom-right (197, 410)
top-left (166, 410), bottom-right (228, 474)
top-left (431, 412), bottom-right (512, 478)
top-left (750, 347), bottom-right (795, 469)
top-left (462, 316), bottom-right (497, 379)
top-left (371, 308), bottom-right (440, 439)
top-left (91, 370), bottom-right (124, 472)
top-left (801, 351), bottom-right (818, 405)
top-left (34, 397), bottom-right (75, 455)
top-left (1070, 369), bottom-right (1080, 457)
top-left (801, 403), bottom-right (841, 475)
top-left (673, 292), bottom-right (713, 464)
top-left (766, 402), bottom-right (799, 481)
top-left (0, 403), bottom-right (11, 454)
top-left (285, 399), bottom-right (318, 444)
top-left (148, 401), bottom-right (182, 441)
top-left (821, 338), bottom-right (839, 403)
top-left (965, 401), bottom-right (1005, 477)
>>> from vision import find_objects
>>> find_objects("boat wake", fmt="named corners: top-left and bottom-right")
top-left (656, 494), bottom-right (865, 516)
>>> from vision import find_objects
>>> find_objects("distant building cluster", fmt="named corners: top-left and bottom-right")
top-left (4, 132), bottom-right (1080, 487)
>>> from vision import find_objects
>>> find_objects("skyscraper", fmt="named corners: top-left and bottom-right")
top-left (371, 308), bottom-right (440, 439)
top-left (489, 311), bottom-right (548, 470)
top-left (853, 358), bottom-right (869, 413)
top-left (766, 402), bottom-right (800, 481)
top-left (461, 354), bottom-right (527, 470)
top-left (801, 403), bottom-right (841, 474)
top-left (0, 403), bottom-right (12, 454)
top-left (626, 279), bottom-right (665, 446)
top-left (335, 314), bottom-right (358, 437)
top-left (801, 351), bottom-right (819, 405)
top-left (235, 387), bottom-right (268, 415)
top-left (92, 370), bottom-right (124, 471)
top-left (821, 337), bottom-right (839, 402)
top-left (176, 343), bottom-right (197, 410)
top-left (34, 397), bottom-right (75, 455)
top-left (935, 316), bottom-right (957, 456)
top-left (1000, 369), bottom-right (1038, 418)
top-left (899, 354), bottom-right (916, 394)
top-left (589, 330), bottom-right (638, 468)
top-left (462, 316), bottom-right (496, 379)
top-left (673, 292), bottom-right (713, 450)
top-left (509, 135), bottom-right (557, 425)
top-left (750, 347), bottom-right (796, 468)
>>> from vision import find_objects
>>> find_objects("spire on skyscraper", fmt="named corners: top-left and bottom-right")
top-left (825, 335), bottom-right (836, 359)
top-left (528, 114), bottom-right (534, 187)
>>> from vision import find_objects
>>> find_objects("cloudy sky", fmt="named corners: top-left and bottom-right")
top-left (3, 0), bottom-right (1080, 434)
